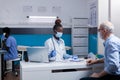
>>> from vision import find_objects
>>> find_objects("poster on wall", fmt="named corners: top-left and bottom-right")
top-left (89, 1), bottom-right (98, 27)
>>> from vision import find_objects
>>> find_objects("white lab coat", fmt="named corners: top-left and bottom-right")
top-left (45, 37), bottom-right (66, 61)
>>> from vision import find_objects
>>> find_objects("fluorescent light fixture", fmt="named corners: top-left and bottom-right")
top-left (27, 16), bottom-right (56, 19)
top-left (27, 16), bottom-right (57, 23)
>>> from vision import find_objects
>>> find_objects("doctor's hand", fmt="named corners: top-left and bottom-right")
top-left (49, 50), bottom-right (56, 58)
top-left (86, 59), bottom-right (98, 65)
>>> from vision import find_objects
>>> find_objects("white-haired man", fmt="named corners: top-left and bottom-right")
top-left (80, 21), bottom-right (120, 80)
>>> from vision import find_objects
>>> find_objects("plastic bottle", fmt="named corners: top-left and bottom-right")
top-left (88, 52), bottom-right (96, 59)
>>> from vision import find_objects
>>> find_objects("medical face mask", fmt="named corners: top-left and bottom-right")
top-left (55, 32), bottom-right (63, 38)
top-left (98, 32), bottom-right (105, 43)
top-left (98, 32), bottom-right (103, 39)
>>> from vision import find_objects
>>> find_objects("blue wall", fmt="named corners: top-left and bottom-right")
top-left (0, 31), bottom-right (98, 55)
top-left (13, 34), bottom-right (72, 54)
top-left (12, 34), bottom-right (71, 46)
top-left (88, 34), bottom-right (97, 54)
top-left (0, 34), bottom-right (72, 54)
top-left (13, 33), bottom-right (97, 55)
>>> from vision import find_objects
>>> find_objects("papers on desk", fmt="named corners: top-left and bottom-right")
top-left (17, 45), bottom-right (44, 51)
top-left (70, 58), bottom-right (84, 62)
top-left (17, 45), bottom-right (30, 51)
top-left (64, 58), bottom-right (85, 62)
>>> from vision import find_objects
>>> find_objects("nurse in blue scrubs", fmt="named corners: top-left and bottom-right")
top-left (1, 27), bottom-right (18, 60)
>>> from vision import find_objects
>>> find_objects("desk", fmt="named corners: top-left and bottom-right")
top-left (20, 60), bottom-right (94, 80)
top-left (17, 46), bottom-right (29, 61)
top-left (0, 50), bottom-right (7, 80)
top-left (17, 46), bottom-right (71, 61)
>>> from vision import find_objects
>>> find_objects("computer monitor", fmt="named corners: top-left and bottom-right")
top-left (27, 46), bottom-right (49, 63)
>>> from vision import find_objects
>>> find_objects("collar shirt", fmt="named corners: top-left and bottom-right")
top-left (104, 34), bottom-right (120, 75)
top-left (4, 36), bottom-right (18, 60)
top-left (45, 36), bottom-right (66, 61)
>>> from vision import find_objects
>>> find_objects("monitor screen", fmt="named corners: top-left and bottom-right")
top-left (27, 46), bottom-right (49, 63)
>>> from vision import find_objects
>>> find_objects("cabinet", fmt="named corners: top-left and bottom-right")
top-left (20, 61), bottom-right (92, 80)
top-left (72, 18), bottom-right (88, 57)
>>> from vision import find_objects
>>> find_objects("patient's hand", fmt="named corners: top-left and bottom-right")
top-left (86, 59), bottom-right (98, 65)
top-left (90, 73), bottom-right (100, 78)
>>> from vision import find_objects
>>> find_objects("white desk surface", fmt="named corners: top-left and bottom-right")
top-left (0, 50), bottom-right (7, 54)
top-left (17, 45), bottom-right (71, 51)
top-left (17, 45), bottom-right (30, 51)
top-left (20, 60), bottom-right (92, 71)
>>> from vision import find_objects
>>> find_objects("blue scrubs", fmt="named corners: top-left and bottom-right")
top-left (4, 36), bottom-right (18, 60)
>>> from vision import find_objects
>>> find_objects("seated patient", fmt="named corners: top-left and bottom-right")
top-left (45, 18), bottom-right (71, 61)
top-left (1, 27), bottom-right (18, 60)
top-left (80, 21), bottom-right (120, 80)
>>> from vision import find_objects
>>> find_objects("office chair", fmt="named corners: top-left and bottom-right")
top-left (4, 53), bottom-right (21, 76)
top-left (11, 57), bottom-right (20, 76)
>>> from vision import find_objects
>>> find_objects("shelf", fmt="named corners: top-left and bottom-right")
top-left (72, 35), bottom-right (88, 37)
top-left (72, 18), bottom-right (88, 56)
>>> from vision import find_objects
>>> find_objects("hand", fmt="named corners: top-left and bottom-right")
top-left (1, 34), bottom-right (6, 41)
top-left (90, 73), bottom-right (100, 78)
top-left (63, 54), bottom-right (72, 59)
top-left (50, 50), bottom-right (56, 57)
top-left (72, 55), bottom-right (78, 59)
top-left (86, 59), bottom-right (97, 65)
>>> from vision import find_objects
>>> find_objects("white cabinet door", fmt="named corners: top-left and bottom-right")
top-left (51, 69), bottom-right (92, 80)
top-left (73, 38), bottom-right (88, 46)
top-left (21, 70), bottom-right (51, 80)
top-left (73, 47), bottom-right (88, 56)
top-left (73, 28), bottom-right (88, 36)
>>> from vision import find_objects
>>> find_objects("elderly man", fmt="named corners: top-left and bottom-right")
top-left (80, 21), bottom-right (120, 80)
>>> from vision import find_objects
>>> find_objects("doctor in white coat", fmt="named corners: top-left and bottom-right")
top-left (45, 19), bottom-right (71, 61)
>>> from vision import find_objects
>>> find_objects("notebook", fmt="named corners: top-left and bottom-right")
top-left (27, 46), bottom-right (49, 63)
